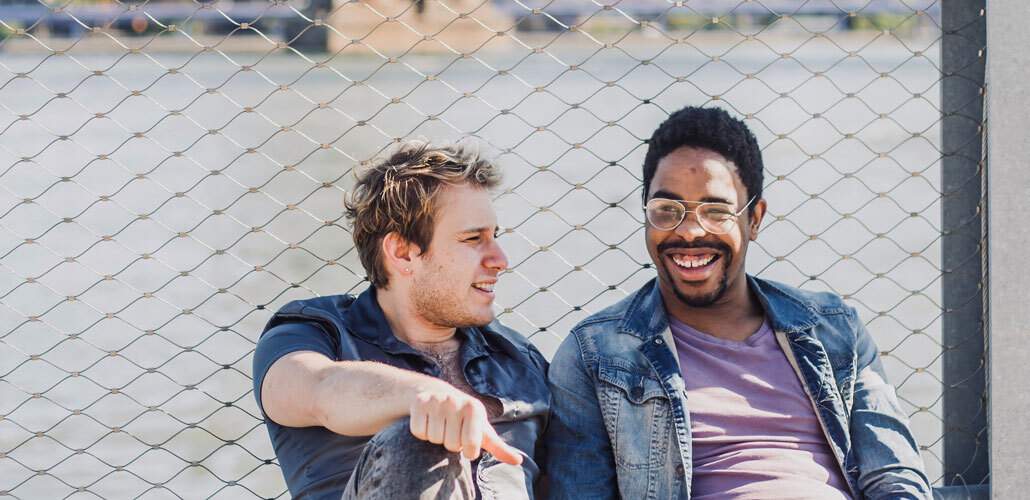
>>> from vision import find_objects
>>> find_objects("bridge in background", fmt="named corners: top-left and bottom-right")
top-left (0, 0), bottom-right (942, 37)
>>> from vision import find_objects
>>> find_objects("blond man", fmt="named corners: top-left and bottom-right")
top-left (253, 141), bottom-right (549, 499)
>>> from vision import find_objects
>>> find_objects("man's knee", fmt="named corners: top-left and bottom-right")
top-left (349, 418), bottom-right (475, 499)
top-left (369, 418), bottom-right (416, 446)
top-left (366, 418), bottom-right (435, 454)
top-left (366, 418), bottom-right (457, 465)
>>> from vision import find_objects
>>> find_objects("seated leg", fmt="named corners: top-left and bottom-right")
top-left (343, 418), bottom-right (475, 500)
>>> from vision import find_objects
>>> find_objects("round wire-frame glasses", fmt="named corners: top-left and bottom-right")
top-left (644, 195), bottom-right (757, 234)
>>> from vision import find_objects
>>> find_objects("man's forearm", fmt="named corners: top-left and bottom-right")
top-left (311, 360), bottom-right (448, 436)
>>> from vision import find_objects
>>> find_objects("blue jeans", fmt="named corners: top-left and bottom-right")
top-left (343, 419), bottom-right (476, 500)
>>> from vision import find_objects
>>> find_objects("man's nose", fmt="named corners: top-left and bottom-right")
top-left (674, 212), bottom-right (708, 240)
top-left (485, 239), bottom-right (509, 271)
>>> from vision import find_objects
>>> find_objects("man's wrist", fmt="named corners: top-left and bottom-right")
top-left (405, 374), bottom-right (455, 405)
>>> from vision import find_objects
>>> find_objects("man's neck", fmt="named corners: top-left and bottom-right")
top-left (375, 286), bottom-right (458, 347)
top-left (663, 277), bottom-right (766, 342)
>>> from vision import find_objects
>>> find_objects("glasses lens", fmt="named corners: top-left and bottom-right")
top-left (697, 204), bottom-right (737, 234)
top-left (646, 199), bottom-right (685, 230)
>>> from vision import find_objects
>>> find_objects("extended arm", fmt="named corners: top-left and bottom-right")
top-left (260, 350), bottom-right (521, 464)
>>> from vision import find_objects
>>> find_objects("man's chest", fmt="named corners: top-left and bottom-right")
top-left (427, 347), bottom-right (505, 419)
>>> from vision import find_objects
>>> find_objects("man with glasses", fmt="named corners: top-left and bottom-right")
top-left (542, 106), bottom-right (930, 499)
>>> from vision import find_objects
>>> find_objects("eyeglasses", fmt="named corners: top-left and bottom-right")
top-left (644, 195), bottom-right (757, 234)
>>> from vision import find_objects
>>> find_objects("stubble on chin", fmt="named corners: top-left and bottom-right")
top-left (411, 283), bottom-right (493, 328)
top-left (659, 259), bottom-right (730, 308)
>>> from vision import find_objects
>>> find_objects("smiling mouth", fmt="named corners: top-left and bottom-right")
top-left (471, 282), bottom-right (495, 293)
top-left (670, 253), bottom-right (721, 269)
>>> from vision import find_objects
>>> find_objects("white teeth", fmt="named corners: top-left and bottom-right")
top-left (671, 254), bottom-right (717, 269)
top-left (472, 283), bottom-right (494, 292)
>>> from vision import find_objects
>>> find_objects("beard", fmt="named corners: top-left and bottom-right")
top-left (657, 239), bottom-right (733, 307)
top-left (410, 272), bottom-right (494, 328)
top-left (666, 264), bottom-right (730, 307)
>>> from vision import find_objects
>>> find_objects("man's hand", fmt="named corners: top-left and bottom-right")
top-left (408, 389), bottom-right (523, 465)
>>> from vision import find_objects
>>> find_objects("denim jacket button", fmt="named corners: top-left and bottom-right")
top-left (630, 386), bottom-right (644, 400)
top-left (676, 464), bottom-right (685, 475)
top-left (654, 338), bottom-right (663, 345)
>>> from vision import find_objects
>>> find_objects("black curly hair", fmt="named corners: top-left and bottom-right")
top-left (642, 106), bottom-right (763, 213)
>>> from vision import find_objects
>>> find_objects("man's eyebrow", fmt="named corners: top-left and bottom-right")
top-left (650, 189), bottom-right (684, 200)
top-left (458, 226), bottom-right (497, 235)
top-left (699, 196), bottom-right (735, 205)
top-left (650, 190), bottom-right (734, 205)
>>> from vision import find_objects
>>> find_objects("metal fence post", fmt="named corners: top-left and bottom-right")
top-left (940, 0), bottom-right (988, 488)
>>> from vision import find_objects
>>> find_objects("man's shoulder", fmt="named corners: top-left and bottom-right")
top-left (483, 320), bottom-right (547, 366)
top-left (272, 294), bottom-right (358, 320)
top-left (260, 294), bottom-right (357, 342)
top-left (573, 285), bottom-right (652, 332)
top-left (752, 277), bottom-right (862, 353)
top-left (752, 276), bottom-right (854, 317)
top-left (553, 283), bottom-right (659, 362)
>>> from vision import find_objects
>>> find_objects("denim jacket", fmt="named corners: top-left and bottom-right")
top-left (543, 276), bottom-right (931, 499)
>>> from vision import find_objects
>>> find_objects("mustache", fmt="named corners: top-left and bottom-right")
top-left (657, 240), bottom-right (732, 256)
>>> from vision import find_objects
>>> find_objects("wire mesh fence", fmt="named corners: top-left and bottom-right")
top-left (0, 0), bottom-right (986, 498)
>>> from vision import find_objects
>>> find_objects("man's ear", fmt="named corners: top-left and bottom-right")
top-left (381, 232), bottom-right (423, 276)
top-left (747, 198), bottom-right (766, 241)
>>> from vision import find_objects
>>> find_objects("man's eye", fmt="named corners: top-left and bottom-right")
top-left (465, 236), bottom-right (480, 242)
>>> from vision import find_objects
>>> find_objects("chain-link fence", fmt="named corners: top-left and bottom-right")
top-left (0, 0), bottom-right (987, 498)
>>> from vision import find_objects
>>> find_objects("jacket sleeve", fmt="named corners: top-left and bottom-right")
top-left (541, 332), bottom-right (618, 500)
top-left (848, 309), bottom-right (933, 499)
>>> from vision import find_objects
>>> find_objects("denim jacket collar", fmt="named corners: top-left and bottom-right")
top-left (746, 275), bottom-right (821, 334)
top-left (619, 275), bottom-right (822, 340)
top-left (617, 279), bottom-right (669, 340)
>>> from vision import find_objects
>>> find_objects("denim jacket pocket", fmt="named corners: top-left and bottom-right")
top-left (598, 360), bottom-right (670, 470)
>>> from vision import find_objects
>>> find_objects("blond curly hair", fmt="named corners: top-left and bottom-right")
top-left (344, 140), bottom-right (501, 288)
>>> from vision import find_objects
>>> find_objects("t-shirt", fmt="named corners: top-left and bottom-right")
top-left (410, 340), bottom-right (504, 419)
top-left (669, 316), bottom-right (852, 499)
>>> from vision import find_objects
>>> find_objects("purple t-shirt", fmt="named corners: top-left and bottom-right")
top-left (669, 317), bottom-right (852, 499)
